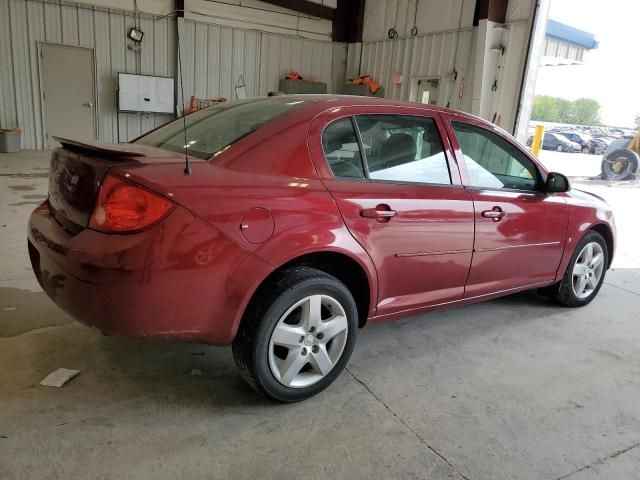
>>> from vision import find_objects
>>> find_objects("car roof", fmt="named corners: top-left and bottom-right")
top-left (247, 94), bottom-right (479, 121)
top-left (223, 95), bottom-right (530, 158)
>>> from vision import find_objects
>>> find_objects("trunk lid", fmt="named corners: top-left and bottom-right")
top-left (48, 137), bottom-right (197, 232)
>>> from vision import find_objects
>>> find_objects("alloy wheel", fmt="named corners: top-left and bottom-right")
top-left (268, 294), bottom-right (348, 388)
top-left (571, 242), bottom-right (605, 299)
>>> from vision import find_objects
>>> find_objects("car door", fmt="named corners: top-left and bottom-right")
top-left (308, 106), bottom-right (475, 318)
top-left (443, 114), bottom-right (569, 297)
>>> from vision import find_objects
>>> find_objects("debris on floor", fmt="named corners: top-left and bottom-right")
top-left (39, 368), bottom-right (80, 387)
top-left (190, 368), bottom-right (203, 376)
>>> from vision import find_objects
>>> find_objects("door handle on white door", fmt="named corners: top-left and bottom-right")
top-left (82, 102), bottom-right (94, 108)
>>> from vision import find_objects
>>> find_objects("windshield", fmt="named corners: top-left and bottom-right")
top-left (135, 97), bottom-right (307, 159)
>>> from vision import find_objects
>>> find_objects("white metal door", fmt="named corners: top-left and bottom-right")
top-left (40, 44), bottom-right (96, 148)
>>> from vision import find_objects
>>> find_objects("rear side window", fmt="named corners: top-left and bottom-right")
top-left (355, 115), bottom-right (451, 185)
top-left (322, 118), bottom-right (366, 179)
top-left (136, 98), bottom-right (306, 159)
top-left (452, 121), bottom-right (540, 191)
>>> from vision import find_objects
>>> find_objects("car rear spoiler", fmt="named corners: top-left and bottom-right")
top-left (53, 137), bottom-right (180, 159)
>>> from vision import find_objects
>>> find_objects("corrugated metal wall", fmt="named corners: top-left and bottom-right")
top-left (347, 19), bottom-right (530, 133)
top-left (0, 0), bottom-right (335, 149)
top-left (347, 29), bottom-right (475, 112)
top-left (0, 0), bottom-right (176, 149)
top-left (1, 0), bottom-right (534, 149)
top-left (362, 0), bottom-right (476, 42)
top-left (178, 21), bottom-right (334, 103)
top-left (259, 32), bottom-right (335, 95)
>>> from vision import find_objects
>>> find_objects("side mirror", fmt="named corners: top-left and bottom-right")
top-left (545, 172), bottom-right (570, 193)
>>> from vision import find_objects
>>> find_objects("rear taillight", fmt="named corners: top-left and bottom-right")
top-left (89, 175), bottom-right (174, 233)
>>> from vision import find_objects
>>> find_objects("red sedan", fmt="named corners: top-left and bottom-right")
top-left (28, 96), bottom-right (615, 402)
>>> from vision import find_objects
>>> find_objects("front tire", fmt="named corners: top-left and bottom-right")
top-left (554, 231), bottom-right (608, 307)
top-left (556, 144), bottom-right (564, 152)
top-left (233, 267), bottom-right (358, 402)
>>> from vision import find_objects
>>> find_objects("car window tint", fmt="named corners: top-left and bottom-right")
top-left (136, 97), bottom-right (306, 159)
top-left (354, 115), bottom-right (451, 185)
top-left (322, 118), bottom-right (365, 179)
top-left (452, 121), bottom-right (539, 191)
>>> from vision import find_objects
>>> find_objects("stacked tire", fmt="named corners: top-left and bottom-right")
top-left (601, 139), bottom-right (639, 181)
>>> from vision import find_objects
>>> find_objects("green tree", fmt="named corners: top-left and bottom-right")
top-left (569, 98), bottom-right (601, 125)
top-left (531, 95), bottom-right (601, 126)
top-left (556, 98), bottom-right (573, 123)
top-left (531, 96), bottom-right (560, 122)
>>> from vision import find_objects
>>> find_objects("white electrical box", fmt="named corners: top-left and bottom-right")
top-left (117, 73), bottom-right (175, 114)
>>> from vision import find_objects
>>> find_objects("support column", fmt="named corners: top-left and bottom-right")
top-left (513, 0), bottom-right (551, 141)
top-left (470, 19), bottom-right (504, 120)
top-left (175, 0), bottom-right (185, 116)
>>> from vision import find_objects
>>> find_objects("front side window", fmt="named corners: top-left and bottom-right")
top-left (322, 118), bottom-right (366, 179)
top-left (136, 97), bottom-right (307, 159)
top-left (354, 115), bottom-right (451, 185)
top-left (452, 121), bottom-right (540, 191)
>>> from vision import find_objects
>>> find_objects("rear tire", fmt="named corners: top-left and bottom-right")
top-left (581, 146), bottom-right (590, 154)
top-left (232, 267), bottom-right (358, 402)
top-left (553, 231), bottom-right (608, 307)
top-left (556, 145), bottom-right (563, 152)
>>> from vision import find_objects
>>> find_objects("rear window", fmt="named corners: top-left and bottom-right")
top-left (135, 97), bottom-right (306, 159)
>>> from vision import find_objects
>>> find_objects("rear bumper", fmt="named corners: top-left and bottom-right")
top-left (28, 201), bottom-right (272, 345)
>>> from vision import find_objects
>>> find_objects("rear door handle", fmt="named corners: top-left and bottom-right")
top-left (362, 210), bottom-right (397, 218)
top-left (360, 204), bottom-right (397, 222)
top-left (481, 207), bottom-right (506, 221)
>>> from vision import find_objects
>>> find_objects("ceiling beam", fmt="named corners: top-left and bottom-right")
top-left (333, 0), bottom-right (365, 43)
top-left (473, 0), bottom-right (509, 25)
top-left (259, 0), bottom-right (335, 21)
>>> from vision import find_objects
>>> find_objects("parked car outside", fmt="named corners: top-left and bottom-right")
top-left (556, 131), bottom-right (600, 154)
top-left (587, 137), bottom-right (609, 155)
top-left (540, 132), bottom-right (581, 152)
top-left (28, 96), bottom-right (616, 401)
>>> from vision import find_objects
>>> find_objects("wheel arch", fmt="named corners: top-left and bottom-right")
top-left (554, 218), bottom-right (615, 284)
top-left (238, 250), bottom-right (374, 338)
top-left (590, 223), bottom-right (614, 268)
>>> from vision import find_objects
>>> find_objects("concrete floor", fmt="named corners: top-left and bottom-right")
top-left (1, 150), bottom-right (639, 480)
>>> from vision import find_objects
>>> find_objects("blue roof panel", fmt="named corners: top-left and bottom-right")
top-left (546, 19), bottom-right (598, 50)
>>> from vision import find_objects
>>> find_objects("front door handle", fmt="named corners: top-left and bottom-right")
top-left (82, 102), bottom-right (94, 108)
top-left (360, 204), bottom-right (397, 222)
top-left (481, 206), bottom-right (506, 222)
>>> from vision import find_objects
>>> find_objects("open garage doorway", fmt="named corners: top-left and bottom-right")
top-left (526, 0), bottom-right (640, 269)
